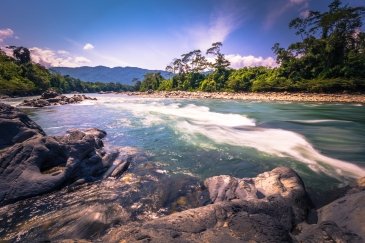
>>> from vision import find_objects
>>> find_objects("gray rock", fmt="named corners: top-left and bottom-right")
top-left (0, 128), bottom-right (111, 206)
top-left (294, 187), bottom-right (364, 242)
top-left (101, 167), bottom-right (310, 242)
top-left (20, 94), bottom-right (97, 107)
top-left (204, 167), bottom-right (311, 225)
top-left (41, 90), bottom-right (60, 99)
top-left (295, 221), bottom-right (362, 243)
top-left (317, 190), bottom-right (365, 239)
top-left (0, 103), bottom-right (45, 149)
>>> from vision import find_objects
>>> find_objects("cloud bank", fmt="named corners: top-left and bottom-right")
top-left (30, 47), bottom-right (91, 67)
top-left (0, 28), bottom-right (14, 42)
top-left (226, 54), bottom-right (278, 68)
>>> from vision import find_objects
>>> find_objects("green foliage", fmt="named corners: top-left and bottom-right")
top-left (274, 0), bottom-right (365, 81)
top-left (139, 72), bottom-right (165, 91)
top-left (227, 67), bottom-right (268, 91)
top-left (200, 79), bottom-right (217, 92)
top-left (0, 48), bottom-right (133, 96)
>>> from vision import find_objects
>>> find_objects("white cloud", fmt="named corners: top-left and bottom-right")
top-left (176, 0), bottom-right (246, 50)
top-left (83, 43), bottom-right (94, 50)
top-left (264, 0), bottom-right (309, 29)
top-left (226, 54), bottom-right (278, 69)
top-left (0, 28), bottom-right (14, 42)
top-left (30, 47), bottom-right (91, 67)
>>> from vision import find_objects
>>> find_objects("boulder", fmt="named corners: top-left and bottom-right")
top-left (0, 128), bottom-right (111, 206)
top-left (101, 167), bottom-right (311, 242)
top-left (41, 90), bottom-right (60, 99)
top-left (0, 103), bottom-right (45, 149)
top-left (0, 150), bottom-right (210, 242)
top-left (0, 104), bottom-right (116, 206)
top-left (204, 167), bottom-right (310, 225)
top-left (20, 94), bottom-right (97, 107)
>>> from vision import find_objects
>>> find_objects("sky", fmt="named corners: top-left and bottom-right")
top-left (0, 0), bottom-right (364, 69)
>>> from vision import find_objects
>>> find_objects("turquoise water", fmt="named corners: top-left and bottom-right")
top-left (25, 94), bottom-right (365, 190)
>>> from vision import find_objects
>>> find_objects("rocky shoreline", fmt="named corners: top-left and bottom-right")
top-left (0, 103), bottom-right (364, 242)
top-left (125, 91), bottom-right (365, 103)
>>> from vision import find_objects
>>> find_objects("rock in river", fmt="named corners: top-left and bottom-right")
top-left (0, 103), bottom-right (45, 149)
top-left (0, 103), bottom-right (115, 206)
top-left (20, 91), bottom-right (97, 107)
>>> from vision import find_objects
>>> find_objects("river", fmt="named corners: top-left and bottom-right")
top-left (19, 93), bottom-right (365, 191)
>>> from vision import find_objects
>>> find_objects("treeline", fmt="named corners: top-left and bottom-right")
top-left (138, 0), bottom-right (365, 93)
top-left (0, 47), bottom-right (133, 96)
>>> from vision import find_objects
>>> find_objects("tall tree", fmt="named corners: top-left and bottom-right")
top-left (206, 42), bottom-right (230, 70)
top-left (274, 0), bottom-right (365, 79)
top-left (11, 46), bottom-right (31, 64)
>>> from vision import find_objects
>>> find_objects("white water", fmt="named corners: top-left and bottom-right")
top-left (103, 98), bottom-right (365, 179)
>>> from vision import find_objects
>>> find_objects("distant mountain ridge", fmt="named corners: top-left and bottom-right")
top-left (51, 66), bottom-right (172, 85)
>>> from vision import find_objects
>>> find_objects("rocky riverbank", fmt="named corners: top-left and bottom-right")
top-left (0, 103), bottom-right (364, 242)
top-left (125, 91), bottom-right (365, 103)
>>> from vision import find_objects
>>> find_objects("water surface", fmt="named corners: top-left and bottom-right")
top-left (23, 94), bottom-right (365, 190)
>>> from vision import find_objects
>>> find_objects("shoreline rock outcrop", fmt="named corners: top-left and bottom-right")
top-left (102, 167), bottom-right (311, 242)
top-left (0, 103), bottom-right (45, 149)
top-left (20, 90), bottom-right (97, 107)
top-left (0, 103), bottom-right (119, 206)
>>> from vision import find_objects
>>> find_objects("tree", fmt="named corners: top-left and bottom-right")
top-left (206, 42), bottom-right (230, 70)
top-left (139, 72), bottom-right (165, 91)
top-left (274, 0), bottom-right (365, 80)
top-left (11, 46), bottom-right (31, 64)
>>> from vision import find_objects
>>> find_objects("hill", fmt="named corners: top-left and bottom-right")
top-left (52, 66), bottom-right (172, 85)
top-left (0, 47), bottom-right (134, 96)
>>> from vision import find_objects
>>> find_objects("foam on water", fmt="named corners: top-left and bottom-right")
top-left (103, 98), bottom-right (365, 179)
top-left (289, 119), bottom-right (352, 124)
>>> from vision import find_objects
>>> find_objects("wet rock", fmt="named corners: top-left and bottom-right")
top-left (0, 103), bottom-right (45, 149)
top-left (204, 167), bottom-right (311, 225)
top-left (101, 167), bottom-right (310, 242)
top-left (0, 155), bottom-right (209, 241)
top-left (294, 187), bottom-right (364, 242)
top-left (0, 104), bottom-right (122, 206)
top-left (41, 89), bottom-right (60, 99)
top-left (0, 128), bottom-right (111, 206)
top-left (317, 190), bottom-right (365, 239)
top-left (20, 94), bottom-right (97, 107)
top-left (296, 221), bottom-right (362, 242)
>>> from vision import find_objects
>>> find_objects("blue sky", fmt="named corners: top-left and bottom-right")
top-left (0, 0), bottom-right (363, 69)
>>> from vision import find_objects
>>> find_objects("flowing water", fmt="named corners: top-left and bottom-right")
top-left (21, 94), bottom-right (365, 191)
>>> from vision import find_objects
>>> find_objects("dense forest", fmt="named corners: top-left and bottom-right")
top-left (0, 47), bottom-right (134, 96)
top-left (139, 0), bottom-right (365, 93)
